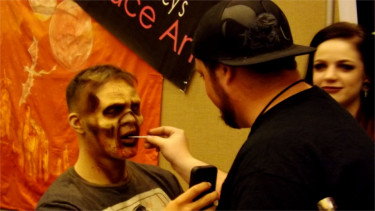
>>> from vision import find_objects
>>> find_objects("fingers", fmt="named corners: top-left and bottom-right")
top-left (164, 182), bottom-right (219, 211)
top-left (189, 182), bottom-right (220, 211)
top-left (144, 141), bottom-right (155, 149)
top-left (148, 126), bottom-right (182, 136)
top-left (144, 134), bottom-right (163, 148)
top-left (187, 182), bottom-right (213, 201)
top-left (144, 141), bottom-right (159, 151)
top-left (147, 126), bottom-right (171, 135)
top-left (195, 191), bottom-right (219, 211)
top-left (178, 182), bottom-right (219, 203)
top-left (145, 126), bottom-right (182, 149)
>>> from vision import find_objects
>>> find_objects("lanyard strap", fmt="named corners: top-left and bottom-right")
top-left (258, 79), bottom-right (305, 118)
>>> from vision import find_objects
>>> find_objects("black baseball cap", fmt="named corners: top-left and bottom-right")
top-left (192, 0), bottom-right (315, 66)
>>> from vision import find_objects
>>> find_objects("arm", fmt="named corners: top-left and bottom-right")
top-left (145, 126), bottom-right (227, 193)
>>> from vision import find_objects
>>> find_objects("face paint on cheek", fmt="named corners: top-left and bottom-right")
top-left (86, 120), bottom-right (126, 158)
top-left (97, 118), bottom-right (117, 139)
top-left (116, 145), bottom-right (138, 159)
top-left (105, 125), bottom-right (115, 139)
top-left (87, 121), bottom-right (100, 137)
top-left (86, 93), bottom-right (100, 114)
top-left (87, 120), bottom-right (115, 139)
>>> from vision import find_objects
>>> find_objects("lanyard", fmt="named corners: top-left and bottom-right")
top-left (257, 79), bottom-right (305, 118)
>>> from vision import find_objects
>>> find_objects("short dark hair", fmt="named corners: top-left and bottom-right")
top-left (66, 64), bottom-right (136, 113)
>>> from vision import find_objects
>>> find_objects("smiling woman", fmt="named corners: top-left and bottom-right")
top-left (312, 39), bottom-right (365, 113)
top-left (305, 22), bottom-right (374, 140)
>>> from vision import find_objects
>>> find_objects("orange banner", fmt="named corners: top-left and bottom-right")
top-left (0, 0), bottom-right (162, 209)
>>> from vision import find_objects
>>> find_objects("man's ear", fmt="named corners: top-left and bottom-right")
top-left (216, 64), bottom-right (235, 86)
top-left (68, 113), bottom-right (84, 134)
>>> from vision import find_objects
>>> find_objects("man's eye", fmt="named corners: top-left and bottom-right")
top-left (131, 103), bottom-right (140, 115)
top-left (103, 105), bottom-right (125, 117)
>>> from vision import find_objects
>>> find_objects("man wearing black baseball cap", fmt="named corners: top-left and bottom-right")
top-left (146, 0), bottom-right (374, 210)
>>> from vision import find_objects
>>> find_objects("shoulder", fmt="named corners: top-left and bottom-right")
top-left (39, 167), bottom-right (78, 193)
top-left (265, 87), bottom-right (371, 141)
top-left (242, 85), bottom-right (374, 171)
top-left (36, 167), bottom-right (83, 209)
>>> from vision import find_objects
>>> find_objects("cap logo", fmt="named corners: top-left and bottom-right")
top-left (279, 26), bottom-right (291, 41)
top-left (192, 0), bottom-right (316, 65)
top-left (221, 5), bottom-right (281, 53)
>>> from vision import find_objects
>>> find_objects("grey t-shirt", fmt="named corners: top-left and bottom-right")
top-left (36, 160), bottom-right (183, 210)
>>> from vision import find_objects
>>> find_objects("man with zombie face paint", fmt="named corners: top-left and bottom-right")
top-left (36, 65), bottom-right (185, 210)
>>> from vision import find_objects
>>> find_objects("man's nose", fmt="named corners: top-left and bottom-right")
top-left (119, 111), bottom-right (137, 125)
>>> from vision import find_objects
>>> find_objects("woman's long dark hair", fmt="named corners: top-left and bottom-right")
top-left (305, 22), bottom-right (374, 128)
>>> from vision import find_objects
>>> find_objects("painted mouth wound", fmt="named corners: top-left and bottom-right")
top-left (120, 131), bottom-right (139, 147)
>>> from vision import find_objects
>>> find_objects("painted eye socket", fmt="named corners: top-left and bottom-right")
top-left (131, 103), bottom-right (140, 115)
top-left (103, 105), bottom-right (125, 117)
